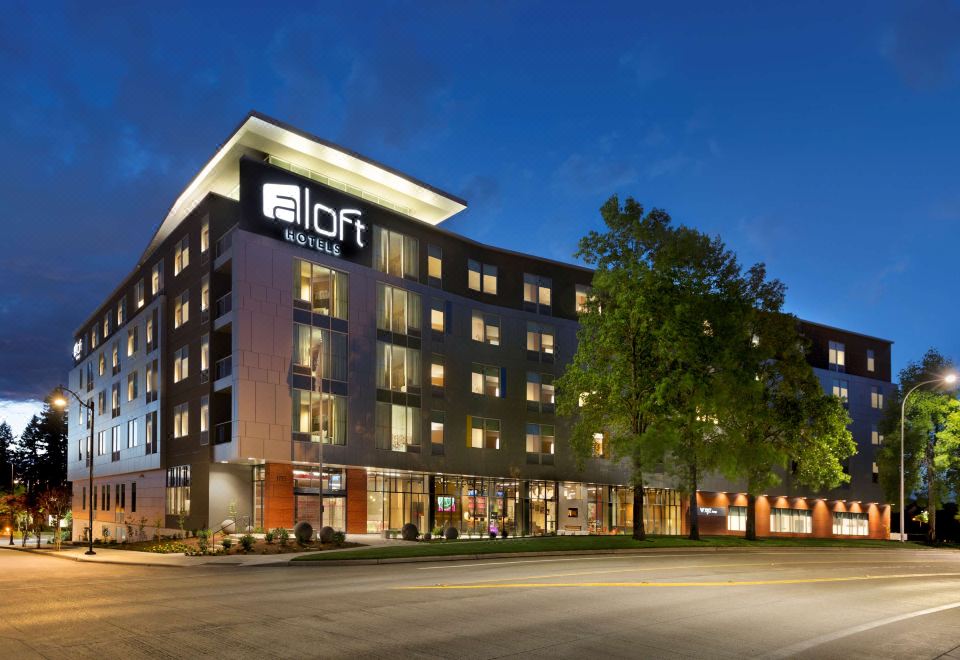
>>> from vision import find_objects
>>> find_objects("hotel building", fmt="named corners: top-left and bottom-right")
top-left (66, 112), bottom-right (892, 541)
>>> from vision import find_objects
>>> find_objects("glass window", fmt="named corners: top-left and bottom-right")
top-left (471, 310), bottom-right (500, 345)
top-left (769, 508), bottom-right (812, 533)
top-left (151, 261), bottom-right (163, 295)
top-left (173, 346), bottom-right (189, 383)
top-left (728, 506), bottom-right (747, 531)
top-left (200, 335), bottom-right (210, 373)
top-left (867, 349), bottom-right (875, 372)
top-left (173, 403), bottom-right (189, 438)
top-left (828, 341), bottom-right (845, 371)
top-left (127, 418), bottom-right (138, 448)
top-left (428, 244), bottom-right (442, 282)
top-left (127, 327), bottom-right (138, 357)
top-left (526, 372), bottom-right (554, 410)
top-left (373, 227), bottom-right (418, 279)
top-left (832, 379), bottom-right (848, 402)
top-left (430, 300), bottom-right (445, 333)
top-left (431, 357), bottom-right (444, 388)
top-left (592, 432), bottom-right (605, 457)
top-left (871, 386), bottom-right (884, 409)
top-left (482, 264), bottom-right (497, 295)
top-left (174, 235), bottom-right (189, 275)
top-left (376, 342), bottom-right (421, 392)
top-left (832, 511), bottom-right (868, 536)
top-left (200, 219), bottom-right (210, 253)
top-left (135, 279), bottom-right (145, 309)
top-left (166, 465), bottom-right (191, 516)
top-left (111, 383), bottom-right (120, 417)
top-left (376, 283), bottom-right (421, 335)
top-left (575, 284), bottom-right (591, 313)
top-left (291, 389), bottom-right (348, 445)
top-left (292, 325), bottom-right (348, 382)
top-left (127, 372), bottom-right (138, 401)
top-left (294, 259), bottom-right (349, 319)
top-left (201, 277), bottom-right (209, 313)
top-left (468, 260), bottom-right (481, 292)
top-left (471, 364), bottom-right (501, 397)
top-left (871, 424), bottom-right (883, 445)
top-left (527, 322), bottom-right (555, 355)
top-left (200, 396), bottom-right (209, 433)
top-left (375, 402), bottom-right (421, 451)
top-left (174, 290), bottom-right (189, 328)
top-left (116, 298), bottom-right (126, 326)
top-left (103, 314), bottom-right (110, 339)
top-left (525, 423), bottom-right (555, 454)
top-left (468, 416), bottom-right (500, 449)
top-left (431, 411), bottom-right (444, 446)
top-left (523, 273), bottom-right (552, 309)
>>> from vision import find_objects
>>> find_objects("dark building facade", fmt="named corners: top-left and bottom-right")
top-left (67, 112), bottom-right (892, 541)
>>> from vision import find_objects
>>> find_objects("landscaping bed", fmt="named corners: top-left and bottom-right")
top-left (91, 535), bottom-right (361, 556)
top-left (293, 534), bottom-right (932, 561)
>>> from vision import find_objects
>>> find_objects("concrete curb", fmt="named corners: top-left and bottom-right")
top-left (284, 544), bottom-right (929, 567)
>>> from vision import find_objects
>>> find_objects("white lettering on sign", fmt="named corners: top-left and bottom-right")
top-left (72, 340), bottom-right (83, 361)
top-left (262, 183), bottom-right (367, 254)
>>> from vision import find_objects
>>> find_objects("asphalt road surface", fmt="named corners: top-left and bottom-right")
top-left (2, 547), bottom-right (960, 658)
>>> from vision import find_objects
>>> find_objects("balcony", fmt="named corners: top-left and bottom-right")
top-left (214, 293), bottom-right (232, 332)
top-left (214, 229), bottom-right (234, 272)
top-left (214, 355), bottom-right (233, 392)
top-left (214, 421), bottom-right (232, 445)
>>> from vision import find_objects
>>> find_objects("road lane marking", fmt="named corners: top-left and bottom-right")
top-left (397, 572), bottom-right (960, 590)
top-left (762, 600), bottom-right (960, 659)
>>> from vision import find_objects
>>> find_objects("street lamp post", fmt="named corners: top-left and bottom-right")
top-left (53, 386), bottom-right (96, 555)
top-left (898, 373), bottom-right (957, 543)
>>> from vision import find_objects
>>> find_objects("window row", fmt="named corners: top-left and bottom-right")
top-left (828, 341), bottom-right (878, 374)
top-left (85, 411), bottom-right (158, 458)
top-left (80, 481), bottom-right (136, 514)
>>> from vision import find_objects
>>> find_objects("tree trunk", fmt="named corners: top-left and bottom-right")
top-left (688, 462), bottom-right (700, 541)
top-left (926, 435), bottom-right (937, 545)
top-left (632, 484), bottom-right (646, 540)
top-left (745, 491), bottom-right (757, 541)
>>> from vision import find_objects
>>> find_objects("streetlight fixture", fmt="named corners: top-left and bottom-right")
top-left (52, 386), bottom-right (96, 555)
top-left (898, 372), bottom-right (958, 543)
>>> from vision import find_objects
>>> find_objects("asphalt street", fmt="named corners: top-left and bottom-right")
top-left (2, 547), bottom-right (959, 658)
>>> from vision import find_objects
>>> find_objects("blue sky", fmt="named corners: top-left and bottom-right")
top-left (2, 1), bottom-right (960, 435)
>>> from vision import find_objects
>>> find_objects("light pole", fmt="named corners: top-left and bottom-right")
top-left (52, 386), bottom-right (96, 555)
top-left (898, 373), bottom-right (957, 543)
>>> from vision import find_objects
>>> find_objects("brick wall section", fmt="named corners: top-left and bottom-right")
top-left (263, 462), bottom-right (294, 529)
top-left (693, 491), bottom-right (889, 540)
top-left (346, 468), bottom-right (367, 534)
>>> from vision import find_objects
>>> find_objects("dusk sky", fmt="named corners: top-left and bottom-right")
top-left (2, 1), bottom-right (960, 435)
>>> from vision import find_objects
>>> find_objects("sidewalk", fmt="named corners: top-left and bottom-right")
top-left (0, 534), bottom-right (408, 567)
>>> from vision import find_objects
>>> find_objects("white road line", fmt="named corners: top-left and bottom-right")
top-left (762, 601), bottom-right (960, 659)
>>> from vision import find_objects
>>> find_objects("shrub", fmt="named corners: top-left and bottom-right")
top-left (444, 527), bottom-right (459, 540)
top-left (489, 531), bottom-right (497, 539)
top-left (197, 529), bottom-right (211, 554)
top-left (422, 533), bottom-right (432, 541)
top-left (332, 530), bottom-right (346, 546)
top-left (401, 523), bottom-right (418, 541)
top-left (294, 521), bottom-right (313, 545)
top-left (318, 526), bottom-right (335, 544)
top-left (264, 530), bottom-right (274, 544)
top-left (432, 526), bottom-right (443, 537)
top-left (222, 538), bottom-right (233, 551)
top-left (144, 541), bottom-right (192, 554)
top-left (240, 534), bottom-right (255, 552)
top-left (274, 528), bottom-right (290, 547)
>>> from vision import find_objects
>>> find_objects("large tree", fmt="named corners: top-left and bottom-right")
top-left (12, 398), bottom-right (68, 494)
top-left (876, 349), bottom-right (960, 544)
top-left (0, 422), bottom-right (13, 492)
top-left (717, 310), bottom-right (855, 539)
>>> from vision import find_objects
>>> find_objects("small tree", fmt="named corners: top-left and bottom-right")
top-left (37, 486), bottom-right (71, 550)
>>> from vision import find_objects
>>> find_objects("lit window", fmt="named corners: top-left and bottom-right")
top-left (872, 462), bottom-right (879, 483)
top-left (471, 364), bottom-right (501, 397)
top-left (431, 411), bottom-right (445, 446)
top-left (431, 358), bottom-right (444, 388)
top-left (135, 279), bottom-right (145, 309)
top-left (770, 508), bottom-right (812, 534)
top-left (728, 506), bottom-right (747, 531)
top-left (127, 419), bottom-right (138, 448)
top-left (200, 335), bottom-right (210, 374)
top-left (871, 424), bottom-right (883, 445)
top-left (428, 244), bottom-right (442, 283)
top-left (111, 383), bottom-right (120, 417)
top-left (468, 260), bottom-right (481, 292)
top-left (200, 396), bottom-right (209, 433)
top-left (373, 227), bottom-right (418, 279)
top-left (523, 274), bottom-right (552, 311)
top-left (527, 322), bottom-right (555, 357)
top-left (468, 260), bottom-right (497, 294)
top-left (127, 327), bottom-right (138, 357)
top-left (468, 416), bottom-right (500, 449)
top-left (471, 310), bottom-right (500, 345)
top-left (201, 277), bottom-right (209, 313)
top-left (103, 314), bottom-right (110, 339)
top-left (173, 403), bottom-right (189, 438)
top-left (526, 372), bottom-right (555, 411)
top-left (200, 219), bottom-right (210, 253)
top-left (98, 352), bottom-right (105, 377)
top-left (376, 342), bottom-right (421, 393)
top-left (832, 511), bottom-right (868, 536)
top-left (832, 379), bottom-right (848, 402)
top-left (151, 261), bottom-right (163, 295)
top-left (174, 290), bottom-right (189, 328)
top-left (871, 386), bottom-right (884, 409)
top-left (575, 284), bottom-right (592, 314)
top-left (526, 423), bottom-right (555, 455)
top-left (166, 465), bottom-right (190, 515)
top-left (867, 349), bottom-right (875, 372)
top-left (116, 299), bottom-right (126, 326)
top-left (374, 402), bottom-right (420, 451)
top-left (482, 264), bottom-right (497, 295)
top-left (376, 283), bottom-right (421, 335)
top-left (90, 326), bottom-right (98, 349)
top-left (294, 259), bottom-right (349, 319)
top-left (173, 346), bottom-right (189, 383)
top-left (828, 341), bottom-right (845, 372)
top-left (291, 389), bottom-right (348, 445)
top-left (127, 372), bottom-right (138, 401)
top-left (430, 300), bottom-right (445, 333)
top-left (592, 432), bottom-right (605, 457)
top-left (174, 235), bottom-right (189, 275)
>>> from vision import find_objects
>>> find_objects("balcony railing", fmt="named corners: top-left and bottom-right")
top-left (214, 230), bottom-right (234, 259)
top-left (215, 293), bottom-right (232, 318)
top-left (214, 421), bottom-right (231, 445)
top-left (215, 355), bottom-right (232, 380)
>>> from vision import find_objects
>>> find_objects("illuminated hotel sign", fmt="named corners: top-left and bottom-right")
top-left (262, 182), bottom-right (367, 257)
top-left (72, 339), bottom-right (83, 361)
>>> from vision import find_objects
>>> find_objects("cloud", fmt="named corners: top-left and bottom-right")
top-left (0, 399), bottom-right (44, 437)
top-left (857, 258), bottom-right (910, 305)
top-left (884, 0), bottom-right (960, 90)
top-left (554, 153), bottom-right (638, 196)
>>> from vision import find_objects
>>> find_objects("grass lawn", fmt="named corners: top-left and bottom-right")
top-left (293, 534), bottom-right (932, 561)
